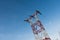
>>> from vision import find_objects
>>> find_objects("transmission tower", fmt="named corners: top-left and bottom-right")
top-left (24, 10), bottom-right (51, 40)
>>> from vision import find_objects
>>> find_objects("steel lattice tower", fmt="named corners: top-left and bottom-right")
top-left (24, 10), bottom-right (51, 40)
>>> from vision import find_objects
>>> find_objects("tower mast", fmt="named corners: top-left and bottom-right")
top-left (24, 10), bottom-right (51, 40)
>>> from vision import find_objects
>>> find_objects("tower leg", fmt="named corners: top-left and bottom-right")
top-left (34, 34), bottom-right (43, 40)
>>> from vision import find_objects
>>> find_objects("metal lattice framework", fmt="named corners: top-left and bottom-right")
top-left (24, 10), bottom-right (51, 40)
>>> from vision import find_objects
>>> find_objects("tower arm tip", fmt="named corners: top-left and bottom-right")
top-left (36, 10), bottom-right (42, 15)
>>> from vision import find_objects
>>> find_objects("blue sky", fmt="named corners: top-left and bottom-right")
top-left (0, 0), bottom-right (60, 40)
